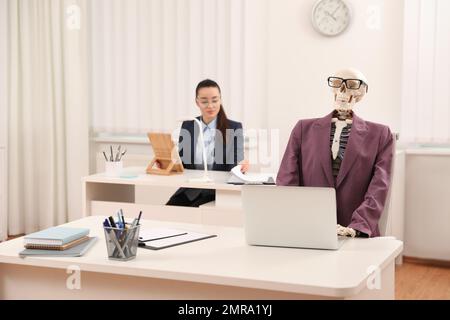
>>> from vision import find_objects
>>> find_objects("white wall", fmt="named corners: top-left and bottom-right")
top-left (0, 0), bottom-right (7, 147)
top-left (0, 0), bottom-right (8, 241)
top-left (267, 0), bottom-right (404, 161)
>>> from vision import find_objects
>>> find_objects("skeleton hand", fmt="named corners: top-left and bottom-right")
top-left (337, 224), bottom-right (357, 238)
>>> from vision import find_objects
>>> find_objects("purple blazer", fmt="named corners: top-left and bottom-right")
top-left (276, 111), bottom-right (394, 237)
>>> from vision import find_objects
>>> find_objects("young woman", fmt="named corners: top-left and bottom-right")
top-left (166, 79), bottom-right (249, 207)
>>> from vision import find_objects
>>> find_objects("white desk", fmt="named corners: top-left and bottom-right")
top-left (82, 167), bottom-right (245, 226)
top-left (0, 216), bottom-right (403, 300)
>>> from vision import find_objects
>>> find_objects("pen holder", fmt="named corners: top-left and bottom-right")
top-left (105, 161), bottom-right (123, 177)
top-left (104, 224), bottom-right (140, 261)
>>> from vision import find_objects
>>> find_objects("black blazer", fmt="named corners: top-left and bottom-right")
top-left (178, 117), bottom-right (244, 172)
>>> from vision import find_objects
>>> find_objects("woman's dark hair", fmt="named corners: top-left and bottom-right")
top-left (196, 79), bottom-right (229, 143)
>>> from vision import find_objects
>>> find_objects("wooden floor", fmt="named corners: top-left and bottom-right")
top-left (2, 235), bottom-right (449, 300)
top-left (395, 262), bottom-right (450, 300)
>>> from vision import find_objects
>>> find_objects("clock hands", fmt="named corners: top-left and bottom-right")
top-left (325, 10), bottom-right (337, 22)
top-left (313, 1), bottom-right (349, 36)
top-left (331, 4), bottom-right (340, 17)
top-left (325, 4), bottom-right (341, 22)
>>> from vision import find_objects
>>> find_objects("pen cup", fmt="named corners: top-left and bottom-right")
top-left (105, 161), bottom-right (123, 177)
top-left (104, 224), bottom-right (140, 261)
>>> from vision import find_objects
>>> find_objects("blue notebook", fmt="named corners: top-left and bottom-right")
top-left (24, 227), bottom-right (90, 246)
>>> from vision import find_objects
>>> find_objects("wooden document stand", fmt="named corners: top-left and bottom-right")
top-left (146, 133), bottom-right (184, 175)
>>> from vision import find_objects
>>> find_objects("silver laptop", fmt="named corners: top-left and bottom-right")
top-left (242, 185), bottom-right (346, 250)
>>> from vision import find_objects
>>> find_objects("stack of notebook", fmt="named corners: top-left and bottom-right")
top-left (19, 227), bottom-right (97, 257)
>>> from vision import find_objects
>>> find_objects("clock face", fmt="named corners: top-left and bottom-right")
top-left (312, 0), bottom-right (351, 36)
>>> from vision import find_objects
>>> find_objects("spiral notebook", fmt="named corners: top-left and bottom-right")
top-left (24, 236), bottom-right (90, 250)
top-left (24, 227), bottom-right (90, 246)
top-left (19, 237), bottom-right (98, 257)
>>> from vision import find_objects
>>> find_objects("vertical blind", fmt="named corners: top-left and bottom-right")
top-left (89, 0), bottom-right (268, 134)
top-left (401, 0), bottom-right (450, 144)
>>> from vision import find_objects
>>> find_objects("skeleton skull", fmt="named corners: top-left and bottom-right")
top-left (330, 68), bottom-right (368, 119)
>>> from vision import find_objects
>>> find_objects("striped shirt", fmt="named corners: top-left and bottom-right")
top-left (330, 122), bottom-right (352, 178)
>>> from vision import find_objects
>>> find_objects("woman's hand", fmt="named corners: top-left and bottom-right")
top-left (239, 160), bottom-right (249, 173)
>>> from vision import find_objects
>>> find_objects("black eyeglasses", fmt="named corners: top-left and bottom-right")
top-left (327, 77), bottom-right (368, 92)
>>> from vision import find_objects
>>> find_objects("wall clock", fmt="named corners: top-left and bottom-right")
top-left (312, 0), bottom-right (352, 37)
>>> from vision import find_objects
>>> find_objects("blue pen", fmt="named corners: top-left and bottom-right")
top-left (120, 209), bottom-right (125, 227)
top-left (117, 211), bottom-right (123, 228)
top-left (103, 219), bottom-right (112, 240)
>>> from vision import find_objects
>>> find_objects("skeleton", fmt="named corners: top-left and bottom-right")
top-left (329, 68), bottom-right (369, 237)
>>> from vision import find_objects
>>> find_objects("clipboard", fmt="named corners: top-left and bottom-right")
top-left (138, 228), bottom-right (188, 242)
top-left (138, 232), bottom-right (217, 250)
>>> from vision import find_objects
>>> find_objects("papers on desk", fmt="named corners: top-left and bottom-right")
top-left (227, 165), bottom-right (276, 185)
top-left (139, 228), bottom-right (188, 242)
top-left (138, 228), bottom-right (216, 250)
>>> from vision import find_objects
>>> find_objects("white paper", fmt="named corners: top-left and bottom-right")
top-left (230, 165), bottom-right (275, 184)
top-left (138, 228), bottom-right (188, 242)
